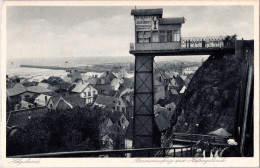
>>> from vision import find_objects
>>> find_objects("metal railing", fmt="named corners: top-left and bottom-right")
top-left (9, 146), bottom-right (194, 158)
top-left (130, 37), bottom-right (235, 51)
top-left (171, 133), bottom-right (230, 146)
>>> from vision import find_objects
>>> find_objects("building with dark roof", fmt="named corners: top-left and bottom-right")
top-left (7, 106), bottom-right (48, 128)
top-left (94, 95), bottom-right (117, 109)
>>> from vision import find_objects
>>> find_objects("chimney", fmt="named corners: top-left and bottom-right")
top-left (45, 96), bottom-right (48, 106)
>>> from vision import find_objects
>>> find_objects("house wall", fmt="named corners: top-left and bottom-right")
top-left (115, 69), bottom-right (128, 79)
top-left (20, 92), bottom-right (36, 100)
top-left (165, 102), bottom-right (176, 112)
top-left (115, 99), bottom-right (127, 113)
top-left (80, 85), bottom-right (98, 104)
top-left (154, 85), bottom-right (166, 104)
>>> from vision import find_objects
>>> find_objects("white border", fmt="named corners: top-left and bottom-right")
top-left (1, 1), bottom-right (259, 167)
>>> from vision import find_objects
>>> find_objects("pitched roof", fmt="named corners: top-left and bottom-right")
top-left (71, 82), bottom-right (89, 93)
top-left (170, 88), bottom-right (179, 95)
top-left (38, 82), bottom-right (51, 88)
top-left (131, 8), bottom-right (163, 16)
top-left (49, 96), bottom-right (61, 105)
top-left (87, 77), bottom-right (99, 85)
top-left (155, 114), bottom-right (169, 132)
top-left (159, 17), bottom-right (185, 24)
top-left (6, 107), bottom-right (48, 127)
top-left (180, 86), bottom-right (187, 94)
top-left (158, 109), bottom-right (174, 124)
top-left (95, 95), bottom-right (117, 107)
top-left (27, 86), bottom-right (52, 93)
top-left (95, 84), bottom-right (112, 94)
top-left (180, 75), bottom-right (187, 81)
top-left (111, 67), bottom-right (126, 73)
top-left (171, 75), bottom-right (185, 88)
top-left (6, 83), bottom-right (27, 97)
top-left (34, 94), bottom-right (52, 106)
top-left (110, 78), bottom-right (122, 86)
top-left (62, 94), bottom-right (86, 108)
top-left (121, 92), bottom-right (134, 107)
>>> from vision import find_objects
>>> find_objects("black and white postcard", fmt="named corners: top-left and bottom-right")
top-left (1, 0), bottom-right (259, 167)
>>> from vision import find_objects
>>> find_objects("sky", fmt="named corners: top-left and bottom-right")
top-left (6, 5), bottom-right (254, 59)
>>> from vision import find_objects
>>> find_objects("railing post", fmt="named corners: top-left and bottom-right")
top-left (163, 149), bottom-right (166, 157)
top-left (181, 148), bottom-right (183, 157)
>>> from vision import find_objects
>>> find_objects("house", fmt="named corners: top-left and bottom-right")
top-left (110, 78), bottom-right (123, 91)
top-left (156, 96), bottom-right (177, 113)
top-left (154, 69), bottom-right (171, 83)
top-left (24, 86), bottom-right (53, 101)
top-left (47, 94), bottom-right (85, 110)
top-left (180, 75), bottom-right (187, 81)
top-left (111, 67), bottom-right (128, 79)
top-left (63, 70), bottom-right (82, 83)
top-left (115, 91), bottom-right (134, 120)
top-left (71, 82), bottom-right (98, 104)
top-left (20, 78), bottom-right (29, 85)
top-left (118, 77), bottom-right (134, 93)
top-left (170, 88), bottom-right (179, 95)
top-left (38, 82), bottom-right (57, 91)
top-left (46, 96), bottom-right (60, 109)
top-left (6, 106), bottom-right (48, 128)
top-left (94, 95), bottom-right (117, 109)
top-left (101, 135), bottom-right (114, 150)
top-left (101, 117), bottom-right (114, 135)
top-left (154, 79), bottom-right (168, 104)
top-left (168, 75), bottom-right (185, 91)
top-left (100, 71), bottom-right (117, 83)
top-left (155, 113), bottom-right (169, 132)
top-left (15, 100), bottom-right (34, 110)
top-left (182, 66), bottom-right (199, 75)
top-left (34, 94), bottom-right (52, 107)
top-left (94, 84), bottom-right (112, 95)
top-left (184, 73), bottom-right (194, 85)
top-left (6, 83), bottom-right (27, 103)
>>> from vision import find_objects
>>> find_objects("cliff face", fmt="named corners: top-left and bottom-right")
top-left (169, 52), bottom-right (247, 135)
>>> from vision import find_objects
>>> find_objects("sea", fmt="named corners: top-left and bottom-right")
top-left (6, 55), bottom-right (208, 79)
top-left (6, 56), bottom-right (135, 79)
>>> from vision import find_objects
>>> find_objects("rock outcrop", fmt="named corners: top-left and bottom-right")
top-left (169, 52), bottom-right (247, 135)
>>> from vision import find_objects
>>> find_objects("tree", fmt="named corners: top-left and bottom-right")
top-left (7, 106), bottom-right (105, 156)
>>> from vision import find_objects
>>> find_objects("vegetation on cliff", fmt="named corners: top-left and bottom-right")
top-left (169, 51), bottom-right (247, 135)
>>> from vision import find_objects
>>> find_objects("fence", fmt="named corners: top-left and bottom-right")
top-left (9, 146), bottom-right (194, 158)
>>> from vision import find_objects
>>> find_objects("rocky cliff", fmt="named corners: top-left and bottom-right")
top-left (169, 51), bottom-right (247, 135)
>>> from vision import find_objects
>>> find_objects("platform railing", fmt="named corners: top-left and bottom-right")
top-left (8, 146), bottom-right (194, 158)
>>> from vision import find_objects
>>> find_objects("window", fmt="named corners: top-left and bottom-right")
top-left (151, 31), bottom-right (159, 42)
top-left (143, 31), bottom-right (151, 43)
top-left (137, 31), bottom-right (144, 43)
top-left (88, 91), bottom-right (91, 96)
top-left (118, 101), bottom-right (121, 105)
top-left (84, 92), bottom-right (87, 97)
top-left (159, 30), bottom-right (166, 42)
top-left (173, 29), bottom-right (180, 42)
top-left (117, 106), bottom-right (120, 111)
top-left (167, 30), bottom-right (172, 42)
top-left (137, 31), bottom-right (151, 43)
top-left (122, 107), bottom-right (126, 113)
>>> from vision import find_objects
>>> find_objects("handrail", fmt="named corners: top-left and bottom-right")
top-left (9, 146), bottom-right (192, 158)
